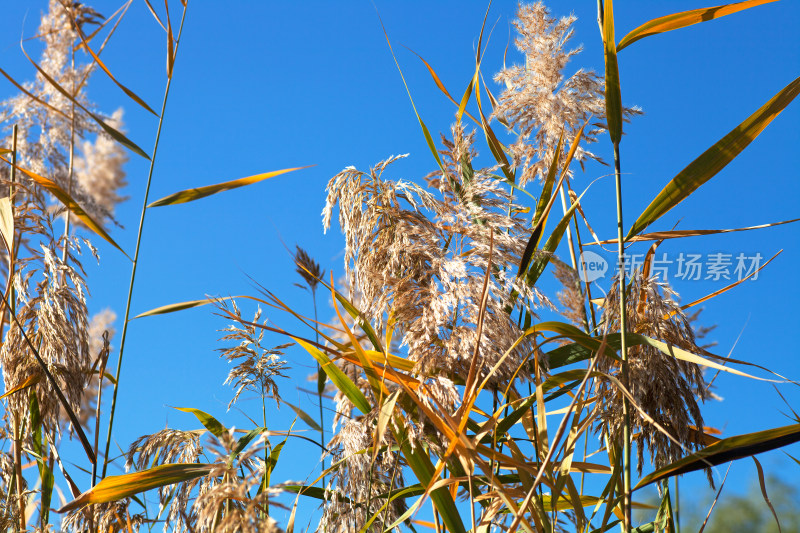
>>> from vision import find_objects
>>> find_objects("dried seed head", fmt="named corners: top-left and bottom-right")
top-left (595, 271), bottom-right (712, 479)
top-left (321, 416), bottom-right (405, 532)
top-left (323, 143), bottom-right (548, 393)
top-left (215, 299), bottom-right (290, 410)
top-left (0, 1), bottom-right (127, 227)
top-left (294, 245), bottom-right (324, 292)
top-left (62, 499), bottom-right (145, 533)
top-left (492, 2), bottom-right (641, 186)
top-left (0, 201), bottom-right (91, 439)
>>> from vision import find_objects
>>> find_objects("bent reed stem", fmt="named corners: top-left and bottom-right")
top-left (101, 4), bottom-right (188, 479)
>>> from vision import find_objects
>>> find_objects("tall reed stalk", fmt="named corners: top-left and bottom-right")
top-left (101, 3), bottom-right (188, 478)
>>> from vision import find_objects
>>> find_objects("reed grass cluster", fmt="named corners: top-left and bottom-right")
top-left (0, 1), bottom-right (798, 532)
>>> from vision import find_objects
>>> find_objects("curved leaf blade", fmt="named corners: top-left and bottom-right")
top-left (635, 424), bottom-right (800, 489)
top-left (57, 463), bottom-right (214, 513)
top-left (20, 43), bottom-right (150, 159)
top-left (69, 14), bottom-right (158, 116)
top-left (627, 76), bottom-right (800, 239)
top-left (629, 333), bottom-right (783, 382)
top-left (172, 407), bottom-right (227, 438)
top-left (617, 0), bottom-right (778, 52)
top-left (283, 400), bottom-right (322, 433)
top-left (0, 156), bottom-right (127, 256)
top-left (0, 374), bottom-right (41, 400)
top-left (135, 297), bottom-right (225, 318)
top-left (148, 166), bottom-right (310, 207)
top-left (603, 0), bottom-right (622, 145)
top-left (590, 217), bottom-right (800, 244)
top-left (293, 337), bottom-right (371, 415)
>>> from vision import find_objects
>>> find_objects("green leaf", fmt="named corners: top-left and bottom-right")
top-left (57, 463), bottom-right (214, 513)
top-left (266, 439), bottom-right (286, 478)
top-left (172, 407), bottom-right (227, 438)
top-left (233, 429), bottom-right (261, 457)
top-left (602, 0), bottom-right (622, 145)
top-left (617, 0), bottom-right (778, 52)
top-left (394, 422), bottom-right (468, 533)
top-left (517, 122), bottom-right (586, 280)
top-left (532, 134), bottom-right (563, 233)
top-left (148, 166), bottom-right (310, 207)
top-left (524, 188), bottom-right (587, 286)
top-left (283, 400), bottom-right (322, 433)
top-left (635, 423), bottom-right (800, 489)
top-left (30, 391), bottom-right (54, 526)
top-left (293, 337), bottom-right (371, 415)
top-left (283, 484), bottom-right (347, 503)
top-left (627, 76), bottom-right (800, 239)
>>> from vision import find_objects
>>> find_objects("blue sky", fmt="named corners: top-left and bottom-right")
top-left (2, 0), bottom-right (799, 528)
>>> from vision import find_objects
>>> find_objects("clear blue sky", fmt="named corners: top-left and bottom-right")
top-left (1, 0), bottom-right (799, 527)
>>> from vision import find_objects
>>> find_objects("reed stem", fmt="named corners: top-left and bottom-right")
top-left (613, 140), bottom-right (632, 531)
top-left (101, 4), bottom-right (188, 478)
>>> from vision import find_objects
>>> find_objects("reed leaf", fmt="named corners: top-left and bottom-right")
top-left (635, 423), bottom-right (800, 489)
top-left (627, 76), bottom-right (800, 239)
top-left (0, 156), bottom-right (126, 256)
top-left (282, 400), bottom-right (322, 434)
top-left (590, 217), bottom-right (799, 244)
top-left (404, 47), bottom-right (479, 125)
top-left (29, 391), bottom-right (54, 527)
top-left (0, 374), bottom-right (40, 400)
top-left (378, 17), bottom-right (449, 183)
top-left (20, 42), bottom-right (150, 159)
top-left (148, 166), bottom-right (310, 207)
top-left (524, 188), bottom-right (588, 286)
top-left (57, 463), bottom-right (215, 513)
top-left (69, 14), bottom-right (158, 116)
top-left (293, 337), bottom-right (371, 415)
top-left (394, 423), bottom-right (468, 533)
top-left (602, 0), bottom-right (622, 145)
top-left (629, 333), bottom-right (783, 382)
top-left (172, 407), bottom-right (227, 438)
top-left (0, 197), bottom-right (13, 257)
top-left (617, 0), bottom-right (778, 51)
top-left (518, 123), bottom-right (586, 278)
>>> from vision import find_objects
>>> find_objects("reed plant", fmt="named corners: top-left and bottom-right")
top-left (0, 1), bottom-right (798, 532)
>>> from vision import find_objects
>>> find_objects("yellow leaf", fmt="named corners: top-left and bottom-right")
top-left (148, 166), bottom-right (311, 207)
top-left (0, 374), bottom-right (40, 400)
top-left (57, 463), bottom-right (214, 513)
top-left (0, 156), bottom-right (127, 256)
top-left (618, 0), bottom-right (778, 51)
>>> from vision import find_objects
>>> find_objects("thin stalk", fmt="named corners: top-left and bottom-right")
top-left (312, 288), bottom-right (326, 487)
top-left (675, 477), bottom-right (680, 533)
top-left (13, 415), bottom-right (25, 532)
top-left (61, 37), bottom-right (77, 262)
top-left (0, 125), bottom-right (19, 345)
top-left (569, 203), bottom-right (598, 333)
top-left (613, 141), bottom-right (632, 530)
top-left (101, 4), bottom-right (188, 479)
top-left (262, 387), bottom-right (269, 515)
top-left (92, 335), bottom-right (109, 486)
top-left (564, 180), bottom-right (599, 497)
top-left (9, 125), bottom-right (17, 319)
top-left (558, 183), bottom-right (591, 332)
